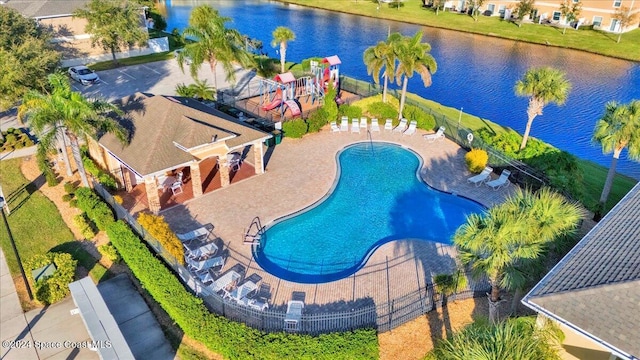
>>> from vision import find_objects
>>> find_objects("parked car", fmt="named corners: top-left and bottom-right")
top-left (174, 49), bottom-right (192, 65)
top-left (68, 66), bottom-right (100, 85)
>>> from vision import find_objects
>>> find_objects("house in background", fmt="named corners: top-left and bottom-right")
top-left (88, 93), bottom-right (271, 214)
top-left (522, 182), bottom-right (640, 360)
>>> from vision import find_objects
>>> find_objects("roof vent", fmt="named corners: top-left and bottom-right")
top-left (211, 134), bottom-right (218, 143)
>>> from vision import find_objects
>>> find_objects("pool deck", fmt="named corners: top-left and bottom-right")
top-left (162, 126), bottom-right (517, 313)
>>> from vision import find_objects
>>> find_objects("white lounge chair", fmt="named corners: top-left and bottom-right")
top-left (185, 242), bottom-right (218, 259)
top-left (384, 118), bottom-right (393, 131)
top-left (176, 226), bottom-right (212, 243)
top-left (467, 166), bottom-right (493, 186)
top-left (351, 118), bottom-right (360, 133)
top-left (360, 117), bottom-right (368, 131)
top-left (424, 126), bottom-right (445, 142)
top-left (403, 120), bottom-right (417, 136)
top-left (228, 280), bottom-right (258, 303)
top-left (284, 300), bottom-right (304, 332)
top-left (370, 118), bottom-right (380, 132)
top-left (393, 118), bottom-right (408, 133)
top-left (247, 298), bottom-right (269, 311)
top-left (210, 270), bottom-right (242, 295)
top-left (187, 256), bottom-right (224, 273)
top-left (486, 169), bottom-right (511, 190)
top-left (330, 121), bottom-right (340, 133)
top-left (340, 117), bottom-right (349, 131)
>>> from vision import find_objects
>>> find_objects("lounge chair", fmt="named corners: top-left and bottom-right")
top-left (486, 169), bottom-right (511, 190)
top-left (284, 300), bottom-right (304, 332)
top-left (384, 118), bottom-right (393, 131)
top-left (228, 280), bottom-right (259, 303)
top-left (210, 270), bottom-right (242, 296)
top-left (370, 118), bottom-right (380, 132)
top-left (340, 117), bottom-right (349, 131)
top-left (403, 120), bottom-right (417, 136)
top-left (393, 118), bottom-right (408, 133)
top-left (467, 166), bottom-right (493, 186)
top-left (360, 117), bottom-right (368, 131)
top-left (185, 241), bottom-right (218, 259)
top-left (187, 256), bottom-right (224, 274)
top-left (351, 118), bottom-right (360, 133)
top-left (424, 126), bottom-right (445, 142)
top-left (330, 121), bottom-right (340, 133)
top-left (176, 226), bottom-right (212, 243)
top-left (247, 298), bottom-right (269, 311)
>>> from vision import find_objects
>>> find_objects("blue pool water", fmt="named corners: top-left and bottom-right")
top-left (253, 143), bottom-right (485, 283)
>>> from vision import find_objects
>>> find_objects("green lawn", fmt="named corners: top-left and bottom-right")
top-left (275, 0), bottom-right (640, 62)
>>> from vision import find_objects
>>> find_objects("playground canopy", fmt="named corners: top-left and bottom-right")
top-left (323, 55), bottom-right (341, 66)
top-left (274, 72), bottom-right (296, 84)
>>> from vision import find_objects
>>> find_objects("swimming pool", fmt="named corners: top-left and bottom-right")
top-left (253, 142), bottom-right (485, 283)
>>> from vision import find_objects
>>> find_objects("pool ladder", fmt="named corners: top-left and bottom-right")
top-left (243, 216), bottom-right (264, 246)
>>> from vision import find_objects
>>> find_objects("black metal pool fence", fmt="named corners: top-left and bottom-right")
top-left (95, 182), bottom-right (490, 335)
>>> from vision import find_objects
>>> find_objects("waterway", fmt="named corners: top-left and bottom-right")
top-left (159, 0), bottom-right (640, 179)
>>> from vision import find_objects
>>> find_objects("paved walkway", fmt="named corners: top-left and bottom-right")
top-left (163, 128), bottom-right (517, 312)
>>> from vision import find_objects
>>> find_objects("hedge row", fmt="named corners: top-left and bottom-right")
top-left (80, 147), bottom-right (118, 191)
top-left (75, 187), bottom-right (115, 231)
top-left (137, 213), bottom-right (185, 265)
top-left (106, 221), bottom-right (378, 359)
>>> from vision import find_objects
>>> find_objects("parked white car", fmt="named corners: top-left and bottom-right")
top-left (68, 66), bottom-right (100, 85)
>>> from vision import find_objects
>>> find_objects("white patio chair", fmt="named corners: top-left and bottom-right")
top-left (467, 166), bottom-right (493, 186)
top-left (171, 181), bottom-right (183, 195)
top-left (360, 117), bottom-right (368, 131)
top-left (384, 118), bottom-right (393, 131)
top-left (330, 121), bottom-right (340, 133)
top-left (370, 118), bottom-right (380, 132)
top-left (424, 126), bottom-right (446, 142)
top-left (403, 120), bottom-right (417, 136)
top-left (486, 169), bottom-right (511, 190)
top-left (351, 118), bottom-right (360, 133)
top-left (340, 117), bottom-right (349, 131)
top-left (393, 118), bottom-right (408, 133)
top-left (176, 226), bottom-right (212, 242)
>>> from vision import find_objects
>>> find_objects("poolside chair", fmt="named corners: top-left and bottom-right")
top-left (170, 180), bottom-right (183, 195)
top-left (340, 117), bottom-right (349, 131)
top-left (467, 166), bottom-right (493, 186)
top-left (187, 256), bottom-right (224, 274)
top-left (176, 225), bottom-right (212, 243)
top-left (185, 241), bottom-right (218, 259)
top-left (370, 118), bottom-right (380, 132)
top-left (393, 118), bottom-right (408, 133)
top-left (351, 118), bottom-right (360, 133)
top-left (384, 118), bottom-right (393, 131)
top-left (330, 121), bottom-right (340, 133)
top-left (228, 279), bottom-right (259, 303)
top-left (360, 117), bottom-right (368, 131)
top-left (210, 269), bottom-right (242, 296)
top-left (247, 298), bottom-right (269, 311)
top-left (403, 120), bottom-right (417, 136)
top-left (486, 169), bottom-right (511, 190)
top-left (284, 300), bottom-right (304, 332)
top-left (424, 126), bottom-right (445, 142)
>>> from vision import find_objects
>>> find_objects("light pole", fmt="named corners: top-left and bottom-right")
top-left (457, 107), bottom-right (463, 128)
top-left (0, 196), bottom-right (33, 300)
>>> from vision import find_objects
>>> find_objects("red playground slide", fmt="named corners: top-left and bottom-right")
top-left (283, 100), bottom-right (301, 116)
top-left (262, 89), bottom-right (282, 111)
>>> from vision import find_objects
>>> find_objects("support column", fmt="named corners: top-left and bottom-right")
top-left (122, 167), bottom-right (133, 192)
top-left (219, 157), bottom-right (231, 187)
top-left (190, 161), bottom-right (203, 197)
top-left (144, 176), bottom-right (161, 214)
top-left (253, 141), bottom-right (265, 174)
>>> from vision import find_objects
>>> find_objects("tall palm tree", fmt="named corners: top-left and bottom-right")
top-left (179, 5), bottom-right (251, 91)
top-left (592, 100), bottom-right (640, 218)
top-left (454, 188), bottom-right (582, 323)
top-left (394, 32), bottom-right (437, 119)
top-left (363, 32), bottom-right (401, 103)
top-left (271, 27), bottom-right (295, 74)
top-left (515, 67), bottom-right (571, 150)
top-left (18, 73), bottom-right (127, 187)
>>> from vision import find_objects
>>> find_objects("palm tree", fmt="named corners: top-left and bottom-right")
top-left (363, 32), bottom-right (401, 104)
top-left (515, 67), bottom-right (571, 150)
top-left (592, 100), bottom-right (640, 219)
top-left (18, 73), bottom-right (127, 187)
top-left (179, 5), bottom-right (251, 91)
top-left (454, 188), bottom-right (582, 323)
top-left (175, 78), bottom-right (216, 101)
top-left (394, 32), bottom-right (437, 119)
top-left (427, 317), bottom-right (563, 360)
top-left (271, 27), bottom-right (296, 74)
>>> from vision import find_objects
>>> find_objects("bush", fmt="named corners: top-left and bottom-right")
top-left (73, 212), bottom-right (97, 239)
top-left (62, 194), bottom-right (73, 202)
top-left (98, 243), bottom-right (121, 262)
top-left (112, 194), bottom-right (124, 205)
top-left (367, 101), bottom-right (398, 121)
top-left (137, 213), bottom-right (185, 265)
top-left (98, 173), bottom-right (118, 191)
top-left (306, 108), bottom-right (329, 133)
top-left (64, 181), bottom-right (76, 194)
top-left (75, 187), bottom-right (115, 231)
top-left (465, 148), bottom-right (489, 173)
top-left (433, 270), bottom-right (468, 298)
top-left (403, 104), bottom-right (436, 130)
top-left (81, 152), bottom-right (118, 191)
top-left (26, 252), bottom-right (77, 305)
top-left (69, 199), bottom-right (78, 208)
top-left (282, 119), bottom-right (308, 138)
top-left (338, 104), bottom-right (363, 120)
top-left (106, 221), bottom-right (378, 359)
top-left (323, 82), bottom-right (339, 122)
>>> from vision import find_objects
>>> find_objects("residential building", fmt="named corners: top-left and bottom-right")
top-left (522, 182), bottom-right (640, 360)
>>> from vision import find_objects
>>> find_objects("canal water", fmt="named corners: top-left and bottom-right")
top-left (160, 0), bottom-right (640, 179)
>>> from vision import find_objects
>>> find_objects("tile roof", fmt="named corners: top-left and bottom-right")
top-left (98, 93), bottom-right (270, 176)
top-left (2, 0), bottom-right (89, 18)
top-left (524, 182), bottom-right (640, 360)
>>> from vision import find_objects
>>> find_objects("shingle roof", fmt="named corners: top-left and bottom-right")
top-left (524, 182), bottom-right (640, 360)
top-left (98, 93), bottom-right (270, 176)
top-left (1, 0), bottom-right (89, 18)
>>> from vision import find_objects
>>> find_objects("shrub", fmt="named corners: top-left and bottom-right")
top-left (403, 104), bottom-right (436, 130)
top-left (81, 152), bottom-right (119, 191)
top-left (106, 221), bottom-right (378, 359)
top-left (24, 138), bottom-right (35, 147)
top-left (64, 181), bottom-right (76, 194)
top-left (367, 101), bottom-right (398, 121)
top-left (338, 104), bottom-right (362, 120)
top-left (62, 194), bottom-right (73, 202)
top-left (306, 108), bottom-right (329, 133)
top-left (98, 243), bottom-right (121, 262)
top-left (82, 156), bottom-right (101, 177)
top-left (433, 270), bottom-right (468, 298)
top-left (282, 119), bottom-right (308, 138)
top-left (69, 199), bottom-right (78, 208)
top-left (75, 187), bottom-right (115, 231)
top-left (465, 148), bottom-right (489, 173)
top-left (323, 82), bottom-right (339, 123)
top-left (73, 212), bottom-right (97, 239)
top-left (98, 173), bottom-right (118, 191)
top-left (112, 194), bottom-right (124, 205)
top-left (137, 213), bottom-right (185, 265)
top-left (26, 252), bottom-right (77, 305)
top-left (14, 142), bottom-right (24, 149)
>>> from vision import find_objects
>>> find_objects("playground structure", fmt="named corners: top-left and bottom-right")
top-left (258, 55), bottom-right (342, 119)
